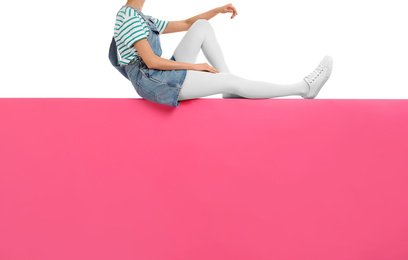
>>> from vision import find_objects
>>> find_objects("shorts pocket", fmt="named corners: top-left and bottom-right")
top-left (140, 68), bottom-right (164, 84)
top-left (136, 83), bottom-right (157, 103)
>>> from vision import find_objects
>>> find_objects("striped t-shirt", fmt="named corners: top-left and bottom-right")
top-left (114, 6), bottom-right (169, 66)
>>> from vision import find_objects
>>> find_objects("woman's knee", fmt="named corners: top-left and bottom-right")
top-left (191, 19), bottom-right (213, 32)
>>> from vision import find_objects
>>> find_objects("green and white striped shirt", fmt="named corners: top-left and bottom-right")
top-left (114, 6), bottom-right (169, 66)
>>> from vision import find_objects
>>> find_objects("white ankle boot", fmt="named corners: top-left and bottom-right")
top-left (302, 56), bottom-right (333, 99)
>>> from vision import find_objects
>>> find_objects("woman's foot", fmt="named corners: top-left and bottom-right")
top-left (302, 56), bottom-right (333, 99)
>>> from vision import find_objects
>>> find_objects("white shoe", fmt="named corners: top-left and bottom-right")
top-left (302, 56), bottom-right (333, 99)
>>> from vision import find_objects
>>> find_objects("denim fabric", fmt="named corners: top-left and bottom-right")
top-left (109, 7), bottom-right (187, 107)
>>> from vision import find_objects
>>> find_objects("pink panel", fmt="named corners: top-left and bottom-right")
top-left (1, 98), bottom-right (408, 260)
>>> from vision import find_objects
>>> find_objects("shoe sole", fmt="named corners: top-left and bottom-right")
top-left (306, 56), bottom-right (333, 99)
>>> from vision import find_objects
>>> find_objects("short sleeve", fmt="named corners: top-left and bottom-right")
top-left (149, 16), bottom-right (169, 34)
top-left (121, 8), bottom-right (149, 48)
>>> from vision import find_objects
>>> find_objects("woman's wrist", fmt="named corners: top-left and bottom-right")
top-left (187, 63), bottom-right (196, 70)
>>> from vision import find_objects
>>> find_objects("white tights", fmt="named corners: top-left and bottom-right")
top-left (172, 19), bottom-right (309, 101)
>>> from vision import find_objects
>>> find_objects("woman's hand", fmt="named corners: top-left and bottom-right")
top-left (217, 3), bottom-right (238, 19)
top-left (192, 63), bottom-right (220, 73)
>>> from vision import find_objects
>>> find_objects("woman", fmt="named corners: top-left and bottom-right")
top-left (109, 0), bottom-right (333, 107)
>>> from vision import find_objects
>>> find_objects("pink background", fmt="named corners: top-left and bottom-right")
top-left (1, 98), bottom-right (408, 260)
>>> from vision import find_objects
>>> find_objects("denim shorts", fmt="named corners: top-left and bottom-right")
top-left (112, 6), bottom-right (187, 108)
top-left (125, 56), bottom-right (187, 108)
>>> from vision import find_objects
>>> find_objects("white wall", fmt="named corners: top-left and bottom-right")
top-left (1, 0), bottom-right (407, 99)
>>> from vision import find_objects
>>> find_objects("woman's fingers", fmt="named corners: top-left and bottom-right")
top-left (228, 4), bottom-right (238, 18)
top-left (196, 63), bottom-right (219, 73)
top-left (207, 64), bottom-right (219, 73)
top-left (229, 5), bottom-right (238, 18)
top-left (219, 3), bottom-right (238, 19)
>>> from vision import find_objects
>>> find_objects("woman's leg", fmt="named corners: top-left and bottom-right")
top-left (178, 70), bottom-right (309, 100)
top-left (172, 19), bottom-right (307, 99)
top-left (172, 19), bottom-right (247, 98)
top-left (172, 18), bottom-right (310, 100)
top-left (172, 19), bottom-right (231, 73)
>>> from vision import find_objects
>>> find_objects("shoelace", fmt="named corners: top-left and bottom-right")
top-left (305, 65), bottom-right (325, 84)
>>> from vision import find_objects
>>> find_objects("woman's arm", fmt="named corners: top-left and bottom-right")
top-left (185, 8), bottom-right (220, 27)
top-left (185, 3), bottom-right (238, 28)
top-left (134, 39), bottom-right (193, 70)
top-left (133, 4), bottom-right (238, 72)
top-left (163, 3), bottom-right (238, 34)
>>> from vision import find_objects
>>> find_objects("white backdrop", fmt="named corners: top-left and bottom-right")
top-left (1, 0), bottom-right (407, 99)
